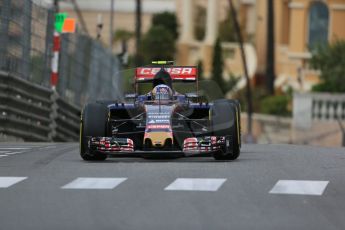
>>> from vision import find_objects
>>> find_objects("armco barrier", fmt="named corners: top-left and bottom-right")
top-left (55, 97), bottom-right (80, 141)
top-left (0, 71), bottom-right (80, 142)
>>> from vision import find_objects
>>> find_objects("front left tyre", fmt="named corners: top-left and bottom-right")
top-left (80, 103), bottom-right (108, 161)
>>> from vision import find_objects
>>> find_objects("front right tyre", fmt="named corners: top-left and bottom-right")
top-left (80, 103), bottom-right (108, 161)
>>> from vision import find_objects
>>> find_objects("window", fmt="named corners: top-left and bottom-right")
top-left (308, 1), bottom-right (329, 48)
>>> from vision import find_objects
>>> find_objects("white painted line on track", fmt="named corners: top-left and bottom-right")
top-left (0, 148), bottom-right (30, 150)
top-left (165, 178), bottom-right (227, 191)
top-left (0, 155), bottom-right (9, 157)
top-left (269, 180), bottom-right (329, 196)
top-left (41, 146), bottom-right (57, 150)
top-left (62, 177), bottom-right (127, 189)
top-left (0, 151), bottom-right (10, 154)
top-left (5, 152), bottom-right (23, 155)
top-left (0, 177), bottom-right (27, 188)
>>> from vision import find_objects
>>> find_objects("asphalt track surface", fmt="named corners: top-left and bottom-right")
top-left (0, 143), bottom-right (344, 230)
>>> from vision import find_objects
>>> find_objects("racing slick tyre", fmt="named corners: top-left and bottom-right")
top-left (229, 99), bottom-right (241, 148)
top-left (80, 103), bottom-right (108, 161)
top-left (211, 99), bottom-right (240, 160)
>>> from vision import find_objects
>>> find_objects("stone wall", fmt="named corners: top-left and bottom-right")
top-left (241, 113), bottom-right (344, 147)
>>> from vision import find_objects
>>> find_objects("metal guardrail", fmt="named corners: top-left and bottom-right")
top-left (55, 96), bottom-right (80, 141)
top-left (0, 71), bottom-right (80, 141)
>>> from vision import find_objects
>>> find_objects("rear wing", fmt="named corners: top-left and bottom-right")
top-left (135, 66), bottom-right (198, 82)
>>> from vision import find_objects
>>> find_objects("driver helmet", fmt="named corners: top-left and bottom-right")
top-left (152, 84), bottom-right (173, 101)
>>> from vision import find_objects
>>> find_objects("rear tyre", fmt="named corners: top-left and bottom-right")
top-left (80, 103), bottom-right (108, 161)
top-left (211, 99), bottom-right (240, 160)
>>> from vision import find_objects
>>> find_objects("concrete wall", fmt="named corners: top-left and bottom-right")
top-left (241, 113), bottom-right (344, 147)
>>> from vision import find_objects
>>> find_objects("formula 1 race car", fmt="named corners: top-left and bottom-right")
top-left (80, 62), bottom-right (241, 161)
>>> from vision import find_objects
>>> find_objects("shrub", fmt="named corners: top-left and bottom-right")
top-left (260, 95), bottom-right (291, 116)
top-left (310, 40), bottom-right (345, 93)
top-left (140, 26), bottom-right (175, 63)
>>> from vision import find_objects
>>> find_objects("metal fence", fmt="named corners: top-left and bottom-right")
top-left (0, 0), bottom-right (53, 86)
top-left (58, 33), bottom-right (122, 106)
top-left (0, 0), bottom-right (122, 107)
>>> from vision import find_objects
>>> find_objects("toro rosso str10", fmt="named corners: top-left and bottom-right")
top-left (80, 62), bottom-right (241, 161)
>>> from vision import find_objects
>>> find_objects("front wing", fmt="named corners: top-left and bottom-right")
top-left (89, 136), bottom-right (230, 157)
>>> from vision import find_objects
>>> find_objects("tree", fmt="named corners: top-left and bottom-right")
top-left (113, 29), bottom-right (133, 51)
top-left (219, 13), bottom-right (237, 42)
top-left (266, 0), bottom-right (275, 95)
top-left (211, 38), bottom-right (239, 94)
top-left (152, 12), bottom-right (179, 40)
top-left (311, 40), bottom-right (345, 93)
top-left (197, 60), bottom-right (204, 80)
top-left (212, 38), bottom-right (224, 92)
top-left (140, 26), bottom-right (175, 63)
top-left (228, 0), bottom-right (253, 141)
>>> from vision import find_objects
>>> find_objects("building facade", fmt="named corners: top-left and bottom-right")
top-left (177, 0), bottom-right (345, 91)
top-left (176, 0), bottom-right (257, 84)
top-left (266, 0), bottom-right (345, 91)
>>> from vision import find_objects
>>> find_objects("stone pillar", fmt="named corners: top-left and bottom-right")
top-left (204, 0), bottom-right (218, 45)
top-left (202, 0), bottom-right (219, 77)
top-left (179, 0), bottom-right (194, 43)
top-left (177, 0), bottom-right (194, 65)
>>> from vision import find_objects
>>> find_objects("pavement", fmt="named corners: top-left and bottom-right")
top-left (0, 142), bottom-right (344, 230)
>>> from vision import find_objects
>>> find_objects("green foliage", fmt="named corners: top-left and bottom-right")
top-left (121, 66), bottom-right (135, 93)
top-left (140, 25), bottom-right (175, 64)
top-left (260, 95), bottom-right (291, 116)
top-left (211, 38), bottom-right (238, 94)
top-left (234, 86), bottom-right (267, 112)
top-left (310, 40), bottom-right (345, 93)
top-left (219, 13), bottom-right (237, 42)
top-left (235, 85), bottom-right (292, 116)
top-left (152, 12), bottom-right (179, 40)
top-left (194, 6), bottom-right (206, 41)
top-left (197, 60), bottom-right (204, 80)
top-left (113, 29), bottom-right (134, 42)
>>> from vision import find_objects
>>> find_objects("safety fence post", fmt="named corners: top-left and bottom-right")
top-left (51, 31), bottom-right (60, 90)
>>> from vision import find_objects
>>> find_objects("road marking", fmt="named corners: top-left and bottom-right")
top-left (41, 146), bottom-right (57, 150)
top-left (164, 178), bottom-right (227, 191)
top-left (0, 177), bottom-right (27, 188)
top-left (0, 151), bottom-right (10, 154)
top-left (0, 148), bottom-right (30, 150)
top-left (269, 180), bottom-right (329, 195)
top-left (5, 152), bottom-right (23, 155)
top-left (0, 155), bottom-right (9, 157)
top-left (62, 177), bottom-right (127, 189)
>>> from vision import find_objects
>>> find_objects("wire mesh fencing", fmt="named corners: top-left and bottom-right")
top-left (0, 0), bottom-right (54, 86)
top-left (0, 0), bottom-right (122, 107)
top-left (58, 33), bottom-right (122, 106)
